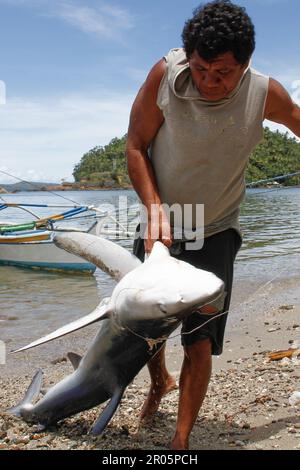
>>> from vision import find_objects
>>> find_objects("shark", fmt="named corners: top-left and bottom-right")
top-left (8, 233), bottom-right (224, 435)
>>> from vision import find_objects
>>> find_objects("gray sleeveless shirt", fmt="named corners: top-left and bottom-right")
top-left (150, 48), bottom-right (269, 237)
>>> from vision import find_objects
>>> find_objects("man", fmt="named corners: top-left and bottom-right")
top-left (126, 0), bottom-right (300, 450)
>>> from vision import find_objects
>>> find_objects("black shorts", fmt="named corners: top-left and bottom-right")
top-left (133, 228), bottom-right (242, 355)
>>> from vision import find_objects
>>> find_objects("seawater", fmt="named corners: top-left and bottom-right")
top-left (0, 188), bottom-right (299, 344)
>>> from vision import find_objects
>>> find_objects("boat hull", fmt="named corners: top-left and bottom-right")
top-left (0, 236), bottom-right (96, 273)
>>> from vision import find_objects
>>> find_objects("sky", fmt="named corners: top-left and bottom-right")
top-left (0, 0), bottom-right (299, 183)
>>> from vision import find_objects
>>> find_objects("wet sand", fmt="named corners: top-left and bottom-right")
top-left (0, 276), bottom-right (299, 450)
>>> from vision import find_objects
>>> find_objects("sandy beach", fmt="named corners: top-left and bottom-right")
top-left (0, 274), bottom-right (300, 451)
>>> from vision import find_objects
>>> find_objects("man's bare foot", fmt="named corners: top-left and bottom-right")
top-left (139, 375), bottom-right (177, 422)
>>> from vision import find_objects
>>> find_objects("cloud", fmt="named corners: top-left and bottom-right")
top-left (0, 89), bottom-right (297, 185)
top-left (52, 2), bottom-right (134, 40)
top-left (0, 0), bottom-right (135, 41)
top-left (254, 57), bottom-right (300, 90)
top-left (0, 2), bottom-right (137, 183)
top-left (0, 91), bottom-right (134, 182)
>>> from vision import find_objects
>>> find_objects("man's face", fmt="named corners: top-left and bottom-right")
top-left (189, 50), bottom-right (249, 101)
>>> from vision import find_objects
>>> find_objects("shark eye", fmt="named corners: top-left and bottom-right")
top-left (158, 304), bottom-right (167, 314)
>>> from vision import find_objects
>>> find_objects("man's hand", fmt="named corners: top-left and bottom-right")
top-left (144, 204), bottom-right (172, 254)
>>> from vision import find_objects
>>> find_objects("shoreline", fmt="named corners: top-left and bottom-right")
top-left (0, 186), bottom-right (134, 194)
top-left (0, 276), bottom-right (299, 450)
top-left (1, 185), bottom-right (300, 195)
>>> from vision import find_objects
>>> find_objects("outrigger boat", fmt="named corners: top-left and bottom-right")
top-left (0, 203), bottom-right (103, 273)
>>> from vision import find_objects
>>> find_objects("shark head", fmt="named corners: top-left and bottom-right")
top-left (111, 242), bottom-right (224, 323)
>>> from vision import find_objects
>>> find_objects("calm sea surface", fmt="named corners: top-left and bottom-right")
top-left (0, 188), bottom-right (299, 343)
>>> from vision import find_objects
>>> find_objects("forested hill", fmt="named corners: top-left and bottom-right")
top-left (247, 127), bottom-right (300, 185)
top-left (73, 136), bottom-right (129, 188)
top-left (73, 128), bottom-right (300, 188)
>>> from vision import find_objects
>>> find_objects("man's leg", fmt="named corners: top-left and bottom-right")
top-left (140, 344), bottom-right (177, 421)
top-left (170, 338), bottom-right (212, 450)
top-left (169, 229), bottom-right (241, 449)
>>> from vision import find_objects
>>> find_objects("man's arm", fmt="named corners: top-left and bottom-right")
top-left (264, 78), bottom-right (300, 138)
top-left (126, 59), bottom-right (172, 253)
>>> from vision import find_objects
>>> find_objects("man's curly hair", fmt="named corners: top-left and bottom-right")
top-left (182, 0), bottom-right (255, 64)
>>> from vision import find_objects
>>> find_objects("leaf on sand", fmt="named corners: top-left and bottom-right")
top-left (267, 348), bottom-right (300, 361)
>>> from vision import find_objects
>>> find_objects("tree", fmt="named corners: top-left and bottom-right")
top-left (247, 127), bottom-right (300, 185)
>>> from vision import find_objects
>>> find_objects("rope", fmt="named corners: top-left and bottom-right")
top-left (0, 169), bottom-right (81, 205)
top-left (246, 170), bottom-right (300, 188)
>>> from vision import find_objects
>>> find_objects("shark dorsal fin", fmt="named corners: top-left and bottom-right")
top-left (67, 352), bottom-right (82, 370)
top-left (147, 241), bottom-right (170, 262)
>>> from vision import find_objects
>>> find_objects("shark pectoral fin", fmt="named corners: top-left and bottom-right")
top-left (7, 369), bottom-right (43, 416)
top-left (67, 352), bottom-right (82, 370)
top-left (54, 232), bottom-right (141, 281)
top-left (90, 386), bottom-right (125, 436)
top-left (12, 301), bottom-right (112, 354)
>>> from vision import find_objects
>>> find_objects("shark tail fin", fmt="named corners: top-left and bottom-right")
top-left (67, 352), bottom-right (82, 370)
top-left (90, 386), bottom-right (125, 436)
top-left (7, 369), bottom-right (43, 417)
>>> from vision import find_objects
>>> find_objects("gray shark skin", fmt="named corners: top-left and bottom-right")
top-left (8, 234), bottom-right (224, 435)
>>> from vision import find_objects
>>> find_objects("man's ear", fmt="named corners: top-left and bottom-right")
top-left (241, 59), bottom-right (251, 72)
